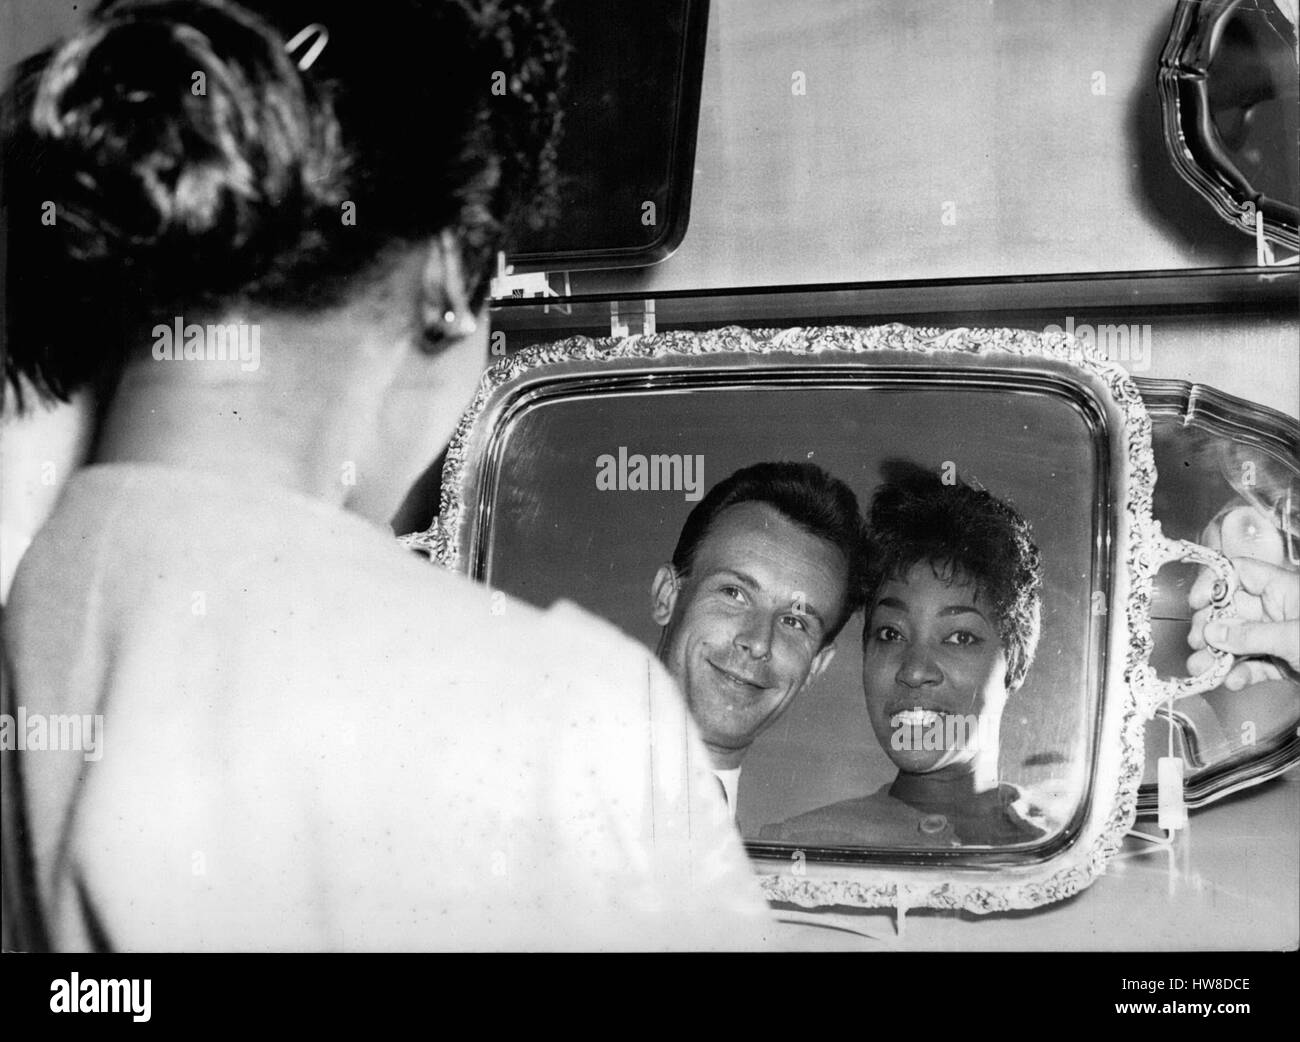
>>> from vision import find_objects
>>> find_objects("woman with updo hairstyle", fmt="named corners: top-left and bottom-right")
top-left (1, 0), bottom-right (769, 951)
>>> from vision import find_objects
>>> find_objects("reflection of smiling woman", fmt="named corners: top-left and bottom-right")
top-left (762, 461), bottom-right (1051, 847)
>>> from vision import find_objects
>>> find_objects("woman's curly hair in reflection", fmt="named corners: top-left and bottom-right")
top-left (3, 0), bottom-right (569, 407)
top-left (861, 460), bottom-right (1044, 690)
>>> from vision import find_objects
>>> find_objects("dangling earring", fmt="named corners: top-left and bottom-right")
top-left (421, 308), bottom-right (479, 352)
top-left (420, 228), bottom-right (480, 351)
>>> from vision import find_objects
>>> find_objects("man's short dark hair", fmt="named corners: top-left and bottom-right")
top-left (670, 461), bottom-right (865, 645)
top-left (861, 460), bottom-right (1043, 690)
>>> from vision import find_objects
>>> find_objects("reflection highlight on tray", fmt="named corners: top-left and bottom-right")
top-left (1208, 0), bottom-right (1300, 216)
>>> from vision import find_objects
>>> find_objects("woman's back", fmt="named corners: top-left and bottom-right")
top-left (4, 462), bottom-right (770, 949)
top-left (1, 0), bottom-right (774, 949)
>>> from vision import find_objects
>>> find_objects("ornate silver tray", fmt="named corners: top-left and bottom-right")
top-left (1135, 378), bottom-right (1300, 811)
top-left (403, 324), bottom-right (1243, 913)
top-left (1159, 0), bottom-right (1300, 251)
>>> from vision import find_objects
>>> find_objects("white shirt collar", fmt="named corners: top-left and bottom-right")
top-left (713, 767), bottom-right (741, 820)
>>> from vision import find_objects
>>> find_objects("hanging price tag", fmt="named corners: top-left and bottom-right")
top-left (1157, 756), bottom-right (1188, 832)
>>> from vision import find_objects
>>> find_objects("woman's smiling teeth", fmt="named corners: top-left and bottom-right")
top-left (890, 707), bottom-right (945, 729)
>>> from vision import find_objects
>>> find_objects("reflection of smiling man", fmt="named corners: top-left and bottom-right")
top-left (652, 462), bottom-right (864, 819)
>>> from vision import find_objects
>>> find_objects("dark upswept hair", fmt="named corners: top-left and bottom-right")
top-left (3, 0), bottom-right (569, 408)
top-left (861, 460), bottom-right (1043, 690)
top-left (670, 461), bottom-right (866, 646)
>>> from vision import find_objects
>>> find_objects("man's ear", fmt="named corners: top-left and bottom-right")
top-left (651, 564), bottom-right (680, 626)
top-left (420, 229), bottom-right (479, 341)
top-left (801, 643), bottom-right (837, 690)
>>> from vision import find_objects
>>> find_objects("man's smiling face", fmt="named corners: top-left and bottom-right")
top-left (652, 502), bottom-right (848, 769)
